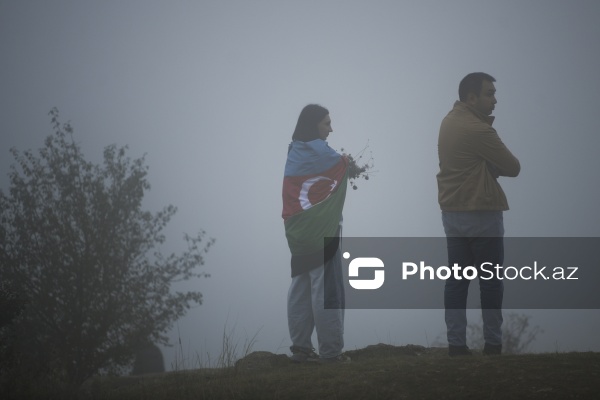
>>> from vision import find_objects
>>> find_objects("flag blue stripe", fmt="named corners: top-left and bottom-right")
top-left (284, 139), bottom-right (341, 177)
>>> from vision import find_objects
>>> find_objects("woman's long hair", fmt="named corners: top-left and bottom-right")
top-left (291, 104), bottom-right (329, 142)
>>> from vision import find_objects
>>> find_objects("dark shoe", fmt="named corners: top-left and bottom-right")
top-left (289, 346), bottom-right (319, 363)
top-left (483, 343), bottom-right (502, 355)
top-left (448, 345), bottom-right (472, 357)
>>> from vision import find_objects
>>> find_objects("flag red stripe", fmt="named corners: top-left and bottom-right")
top-left (282, 158), bottom-right (347, 220)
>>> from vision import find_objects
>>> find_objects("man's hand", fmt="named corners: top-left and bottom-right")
top-left (486, 162), bottom-right (500, 178)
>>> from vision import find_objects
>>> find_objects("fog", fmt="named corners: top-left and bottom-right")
top-left (1, 0), bottom-right (599, 370)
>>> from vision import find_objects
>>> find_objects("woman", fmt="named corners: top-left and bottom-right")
top-left (281, 104), bottom-right (350, 363)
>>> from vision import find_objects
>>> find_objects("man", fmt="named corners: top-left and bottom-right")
top-left (436, 72), bottom-right (520, 356)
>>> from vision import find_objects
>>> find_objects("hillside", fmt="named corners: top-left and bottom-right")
top-left (78, 344), bottom-right (600, 399)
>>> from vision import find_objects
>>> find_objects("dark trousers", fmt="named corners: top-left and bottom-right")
top-left (442, 211), bottom-right (504, 347)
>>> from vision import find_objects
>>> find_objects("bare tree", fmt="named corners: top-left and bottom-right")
top-left (467, 312), bottom-right (543, 354)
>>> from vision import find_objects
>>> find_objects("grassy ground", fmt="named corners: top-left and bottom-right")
top-left (79, 344), bottom-right (600, 400)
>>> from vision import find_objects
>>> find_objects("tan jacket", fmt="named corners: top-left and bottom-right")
top-left (436, 101), bottom-right (520, 211)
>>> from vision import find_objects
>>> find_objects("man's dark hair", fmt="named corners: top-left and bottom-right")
top-left (459, 72), bottom-right (496, 102)
top-left (292, 104), bottom-right (329, 142)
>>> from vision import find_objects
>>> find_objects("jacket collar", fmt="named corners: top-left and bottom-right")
top-left (454, 101), bottom-right (495, 126)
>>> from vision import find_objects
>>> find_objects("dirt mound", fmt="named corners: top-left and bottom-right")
top-left (345, 343), bottom-right (428, 360)
top-left (234, 344), bottom-right (430, 370)
top-left (234, 351), bottom-right (290, 371)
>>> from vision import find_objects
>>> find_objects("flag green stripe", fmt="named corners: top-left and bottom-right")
top-left (284, 175), bottom-right (347, 255)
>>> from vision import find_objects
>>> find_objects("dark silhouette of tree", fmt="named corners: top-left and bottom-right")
top-left (0, 108), bottom-right (214, 388)
top-left (0, 281), bottom-right (27, 395)
top-left (131, 340), bottom-right (165, 375)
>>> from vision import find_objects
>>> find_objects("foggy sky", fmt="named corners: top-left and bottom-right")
top-left (1, 0), bottom-right (600, 370)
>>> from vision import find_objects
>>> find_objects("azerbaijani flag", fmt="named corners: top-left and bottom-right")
top-left (282, 139), bottom-right (348, 277)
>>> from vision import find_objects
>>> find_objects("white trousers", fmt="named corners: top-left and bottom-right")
top-left (287, 250), bottom-right (345, 358)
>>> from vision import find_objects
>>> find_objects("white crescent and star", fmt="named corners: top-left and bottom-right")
top-left (298, 176), bottom-right (338, 210)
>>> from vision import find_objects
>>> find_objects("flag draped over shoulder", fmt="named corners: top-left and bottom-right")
top-left (282, 139), bottom-right (348, 277)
